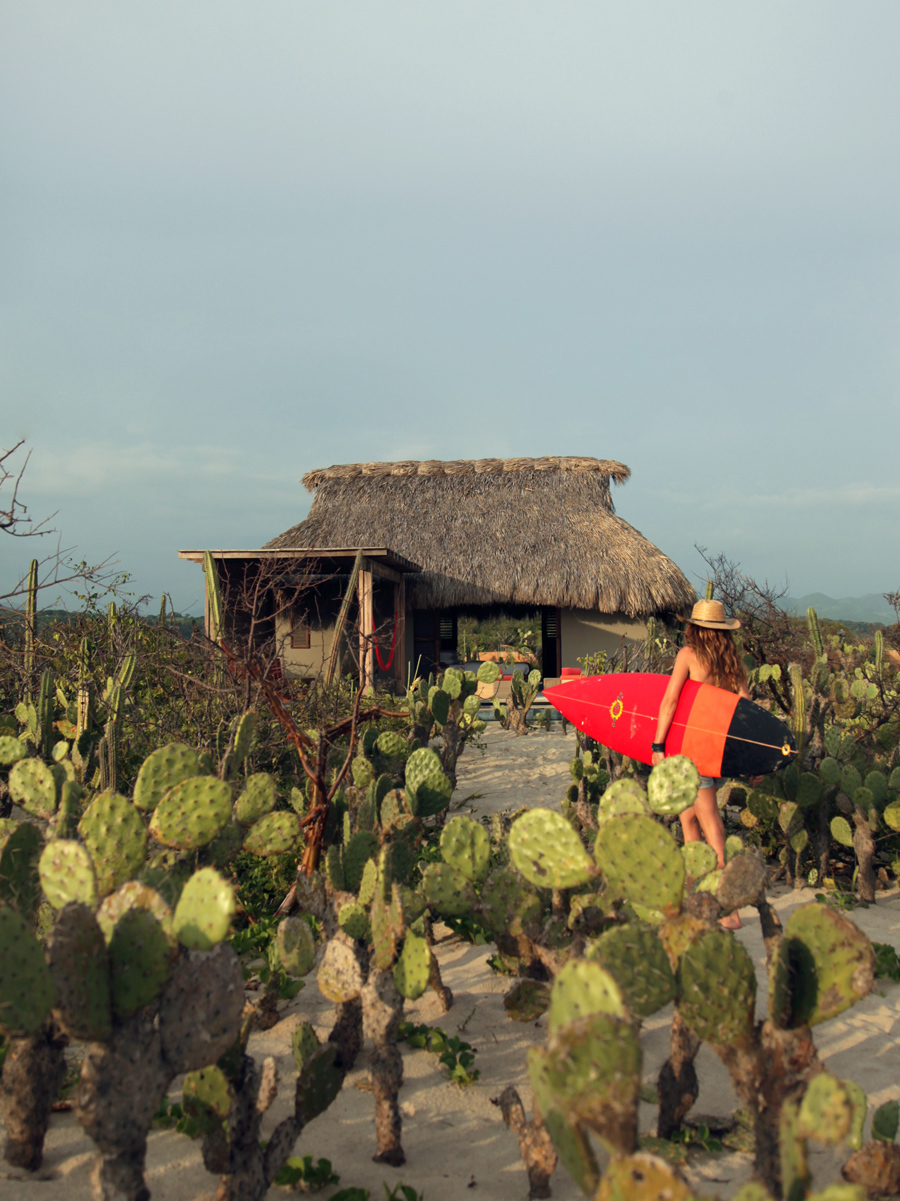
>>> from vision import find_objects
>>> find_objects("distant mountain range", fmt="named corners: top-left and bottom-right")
top-left (783, 593), bottom-right (897, 625)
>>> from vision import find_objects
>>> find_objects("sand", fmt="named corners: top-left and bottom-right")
top-left (3, 724), bottom-right (899, 1200)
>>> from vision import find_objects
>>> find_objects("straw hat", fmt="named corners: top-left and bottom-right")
top-left (681, 599), bottom-right (741, 630)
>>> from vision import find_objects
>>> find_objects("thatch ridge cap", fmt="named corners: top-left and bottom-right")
top-left (302, 456), bottom-right (630, 492)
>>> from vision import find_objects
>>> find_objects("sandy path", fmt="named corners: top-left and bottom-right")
top-left (4, 725), bottom-right (899, 1200)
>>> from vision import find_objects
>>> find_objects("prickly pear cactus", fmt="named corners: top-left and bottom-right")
top-left (276, 916), bottom-right (316, 978)
top-left (172, 867), bottom-right (236, 950)
top-left (133, 743), bottom-right (201, 811)
top-left (234, 773), bottom-right (277, 825)
top-left (594, 814), bottom-right (685, 915)
top-left (8, 758), bottom-right (58, 820)
top-left (47, 903), bottom-right (112, 1041)
top-left (509, 808), bottom-right (594, 890)
top-left (77, 792), bottom-right (148, 895)
top-left (440, 815), bottom-right (491, 883)
top-left (770, 904), bottom-right (874, 1028)
top-left (149, 776), bottom-right (233, 849)
top-left (0, 907), bottom-right (57, 1036)
top-left (586, 923), bottom-right (676, 1017)
top-left (241, 810), bottom-right (300, 857)
top-left (647, 755), bottom-right (701, 817)
top-left (392, 930), bottom-right (430, 1000)
top-left (39, 839), bottom-right (99, 910)
top-left (548, 961), bottom-right (625, 1030)
top-left (678, 928), bottom-right (756, 1047)
top-left (0, 821), bottom-right (42, 916)
top-left (107, 907), bottom-right (174, 1018)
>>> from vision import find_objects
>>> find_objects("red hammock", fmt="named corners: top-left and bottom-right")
top-left (372, 612), bottom-right (399, 671)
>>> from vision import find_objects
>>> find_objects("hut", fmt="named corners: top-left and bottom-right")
top-left (259, 455), bottom-right (695, 683)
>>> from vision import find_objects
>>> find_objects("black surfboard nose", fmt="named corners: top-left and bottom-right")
top-left (721, 697), bottom-right (798, 778)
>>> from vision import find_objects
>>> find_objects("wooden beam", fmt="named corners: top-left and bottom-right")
top-left (324, 549), bottom-right (364, 687)
top-left (358, 562), bottom-right (374, 694)
top-left (395, 575), bottom-right (406, 692)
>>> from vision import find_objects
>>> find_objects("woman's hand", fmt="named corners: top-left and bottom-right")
top-left (651, 751), bottom-right (665, 767)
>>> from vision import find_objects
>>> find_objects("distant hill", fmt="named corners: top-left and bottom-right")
top-left (783, 593), bottom-right (897, 625)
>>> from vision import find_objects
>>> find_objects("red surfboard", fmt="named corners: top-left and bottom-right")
top-left (544, 673), bottom-right (796, 778)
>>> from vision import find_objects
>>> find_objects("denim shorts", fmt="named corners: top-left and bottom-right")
top-left (697, 775), bottom-right (719, 790)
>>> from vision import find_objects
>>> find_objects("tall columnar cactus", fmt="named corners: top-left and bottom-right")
top-left (24, 558), bottom-right (38, 704)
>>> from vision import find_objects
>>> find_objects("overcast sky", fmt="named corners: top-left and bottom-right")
top-left (2, 3), bottom-right (899, 612)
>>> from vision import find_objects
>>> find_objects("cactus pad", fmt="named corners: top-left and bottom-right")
top-left (233, 773), bottom-right (278, 825)
top-left (172, 867), bottom-right (236, 950)
top-left (0, 734), bottom-right (26, 766)
top-left (78, 791), bottom-right (148, 895)
top-left (509, 808), bottom-right (594, 890)
top-left (647, 755), bottom-right (701, 816)
top-left (549, 960), bottom-right (625, 1030)
top-left (344, 830), bottom-right (379, 892)
top-left (0, 906), bottom-right (58, 1036)
top-left (476, 661), bottom-right (501, 684)
top-left (357, 858), bottom-right (378, 907)
top-left (776, 904), bottom-right (874, 1028)
top-left (376, 730), bottom-right (407, 759)
top-left (393, 930), bottom-right (431, 999)
top-left (158, 943), bottom-right (245, 1072)
top-left (595, 1154), bottom-right (693, 1201)
top-left (149, 776), bottom-right (233, 849)
top-left (830, 816), bottom-right (854, 847)
top-left (539, 1012), bottom-right (641, 1139)
top-left (480, 868), bottom-right (542, 939)
top-left (428, 688), bottom-right (451, 725)
top-left (681, 842), bottom-right (718, 880)
top-left (338, 901), bottom-right (369, 941)
top-left (296, 1043), bottom-right (344, 1124)
top-left (97, 881), bottom-right (173, 942)
top-left (351, 755), bottom-right (376, 788)
top-left (232, 710), bottom-right (257, 762)
top-left (797, 1073), bottom-right (852, 1145)
top-left (317, 940), bottom-right (364, 1003)
top-left (9, 757), bottom-right (58, 819)
top-left (528, 1045), bottom-right (601, 1195)
top-left (133, 743), bottom-right (201, 811)
top-left (291, 1021), bottom-right (320, 1072)
top-left (405, 746), bottom-right (453, 817)
top-left (420, 862), bottom-right (477, 917)
top-left (601, 778), bottom-right (648, 808)
top-left (39, 839), bottom-right (99, 910)
top-left (587, 923), bottom-right (676, 1017)
top-left (108, 907), bottom-right (174, 1017)
top-left (241, 810), bottom-right (300, 856)
top-left (717, 853), bottom-right (767, 912)
top-left (183, 1065), bottom-right (232, 1134)
top-left (678, 928), bottom-right (756, 1047)
top-left (0, 820), bottom-right (42, 916)
top-left (47, 902), bottom-right (112, 1041)
top-left (440, 815), bottom-right (491, 884)
top-left (276, 916), bottom-right (316, 977)
top-left (595, 815), bottom-right (685, 915)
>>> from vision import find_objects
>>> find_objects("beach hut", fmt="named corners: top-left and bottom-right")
top-left (259, 456), bottom-right (694, 683)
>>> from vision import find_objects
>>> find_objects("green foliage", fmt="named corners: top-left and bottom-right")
top-left (397, 1020), bottom-right (480, 1086)
top-left (273, 1155), bottom-right (340, 1190)
top-left (872, 941), bottom-right (900, 982)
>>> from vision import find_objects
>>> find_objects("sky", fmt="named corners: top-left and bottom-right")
top-left (2, 2), bottom-right (899, 613)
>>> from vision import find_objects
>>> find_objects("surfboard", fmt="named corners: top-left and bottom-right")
top-left (544, 672), bottom-right (796, 778)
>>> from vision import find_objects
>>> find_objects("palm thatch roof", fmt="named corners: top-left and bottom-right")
top-left (265, 456), bottom-right (695, 616)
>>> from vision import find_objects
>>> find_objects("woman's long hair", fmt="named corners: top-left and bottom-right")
top-left (684, 623), bottom-right (746, 694)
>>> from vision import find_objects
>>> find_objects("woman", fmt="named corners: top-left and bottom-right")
top-left (651, 599), bottom-right (749, 926)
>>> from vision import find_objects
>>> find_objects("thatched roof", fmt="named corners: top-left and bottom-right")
top-left (265, 456), bottom-right (695, 616)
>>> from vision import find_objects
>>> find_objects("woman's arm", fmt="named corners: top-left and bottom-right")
top-left (651, 648), bottom-right (692, 765)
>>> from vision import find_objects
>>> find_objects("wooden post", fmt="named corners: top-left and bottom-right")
top-left (358, 561), bottom-right (374, 694)
top-left (324, 549), bottom-right (364, 688)
top-left (394, 575), bottom-right (406, 694)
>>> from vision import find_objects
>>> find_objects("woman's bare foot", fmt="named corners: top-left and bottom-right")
top-left (719, 912), bottom-right (742, 930)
